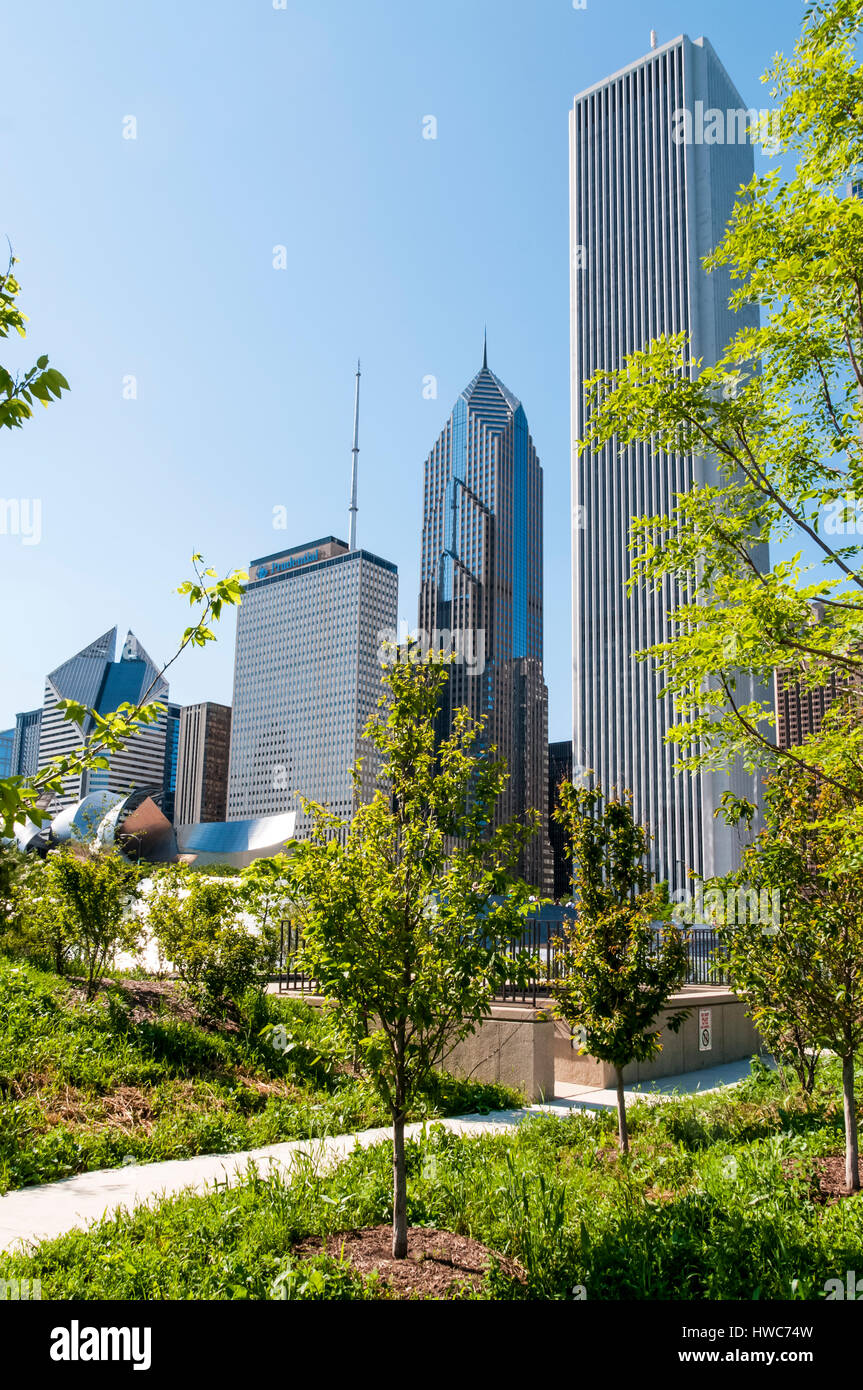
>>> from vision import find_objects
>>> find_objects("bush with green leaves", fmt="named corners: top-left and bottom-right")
top-left (146, 867), bottom-right (279, 1018)
top-left (10, 848), bottom-right (141, 995)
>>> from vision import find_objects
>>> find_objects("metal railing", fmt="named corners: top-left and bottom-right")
top-left (273, 920), bottom-right (729, 1001)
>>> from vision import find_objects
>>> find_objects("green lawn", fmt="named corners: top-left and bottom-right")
top-left (3, 1058), bottom-right (862, 1300)
top-left (0, 955), bottom-right (519, 1193)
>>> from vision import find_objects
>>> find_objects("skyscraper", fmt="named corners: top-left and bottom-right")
top-left (570, 35), bottom-right (764, 889)
top-left (161, 702), bottom-right (181, 824)
top-left (0, 728), bottom-right (13, 779)
top-left (175, 702), bottom-right (232, 825)
top-left (418, 344), bottom-right (552, 893)
top-left (227, 537), bottom-right (398, 834)
top-left (36, 628), bottom-right (169, 810)
top-left (12, 709), bottom-right (42, 777)
top-left (548, 739), bottom-right (573, 901)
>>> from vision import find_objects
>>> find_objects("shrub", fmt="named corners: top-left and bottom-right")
top-left (147, 868), bottom-right (279, 1018)
top-left (10, 848), bottom-right (140, 994)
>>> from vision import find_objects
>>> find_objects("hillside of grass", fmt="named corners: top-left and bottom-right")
top-left (0, 956), bottom-right (520, 1193)
top-left (3, 1061), bottom-right (862, 1300)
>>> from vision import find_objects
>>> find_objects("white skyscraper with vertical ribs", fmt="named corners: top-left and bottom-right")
top-left (569, 35), bottom-right (764, 889)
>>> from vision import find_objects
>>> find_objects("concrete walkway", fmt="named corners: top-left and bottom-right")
top-left (554, 1056), bottom-right (775, 1111)
top-left (0, 1057), bottom-right (762, 1257)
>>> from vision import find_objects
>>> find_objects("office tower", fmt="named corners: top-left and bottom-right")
top-left (175, 702), bottom-right (232, 825)
top-left (12, 709), bottom-right (42, 777)
top-left (0, 729), bottom-right (13, 778)
top-left (775, 670), bottom-right (855, 749)
top-left (227, 537), bottom-right (398, 834)
top-left (548, 739), bottom-right (573, 900)
top-left (418, 344), bottom-right (553, 894)
top-left (161, 702), bottom-right (181, 823)
top-left (36, 628), bottom-right (169, 810)
top-left (570, 35), bottom-right (764, 889)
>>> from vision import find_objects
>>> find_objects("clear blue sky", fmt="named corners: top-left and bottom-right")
top-left (1, 0), bottom-right (802, 740)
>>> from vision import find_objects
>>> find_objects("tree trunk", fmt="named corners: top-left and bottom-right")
top-left (615, 1067), bottom-right (629, 1155)
top-left (392, 1111), bottom-right (408, 1258)
top-left (842, 1052), bottom-right (860, 1193)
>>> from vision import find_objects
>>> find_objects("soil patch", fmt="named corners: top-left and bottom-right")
top-left (784, 1154), bottom-right (863, 1203)
top-left (813, 1155), bottom-right (863, 1202)
top-left (295, 1225), bottom-right (525, 1299)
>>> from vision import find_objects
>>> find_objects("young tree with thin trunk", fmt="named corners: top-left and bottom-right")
top-left (719, 754), bottom-right (863, 1192)
top-left (551, 783), bottom-right (689, 1154)
top-left (291, 646), bottom-right (537, 1259)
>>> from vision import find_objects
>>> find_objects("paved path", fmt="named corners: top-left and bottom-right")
top-left (0, 1057), bottom-right (762, 1256)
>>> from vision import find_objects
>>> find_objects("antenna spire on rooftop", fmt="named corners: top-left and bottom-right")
top-left (348, 359), bottom-right (361, 551)
top-left (482, 325), bottom-right (488, 369)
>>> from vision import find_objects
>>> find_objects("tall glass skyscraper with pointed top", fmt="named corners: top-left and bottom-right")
top-left (570, 35), bottom-right (765, 890)
top-left (36, 628), bottom-right (169, 810)
top-left (419, 345), bottom-right (553, 893)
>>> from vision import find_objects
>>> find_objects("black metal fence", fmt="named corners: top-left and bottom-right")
top-left (274, 923), bottom-right (317, 994)
top-left (273, 919), bottom-right (728, 1003)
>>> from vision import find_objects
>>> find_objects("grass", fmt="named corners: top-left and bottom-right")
top-left (2, 1059), bottom-right (862, 1300)
top-left (0, 955), bottom-right (520, 1193)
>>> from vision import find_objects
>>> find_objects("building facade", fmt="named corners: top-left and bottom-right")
top-left (548, 739), bottom-right (573, 901)
top-left (418, 346), bottom-right (553, 894)
top-left (161, 703), bottom-right (181, 824)
top-left (175, 702), bottom-right (232, 826)
top-left (570, 35), bottom-right (765, 890)
top-left (36, 628), bottom-right (169, 810)
top-left (0, 728), bottom-right (13, 779)
top-left (775, 670), bottom-right (852, 749)
top-left (227, 537), bottom-right (398, 835)
top-left (12, 709), bottom-right (42, 777)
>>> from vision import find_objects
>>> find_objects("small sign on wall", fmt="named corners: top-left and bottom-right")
top-left (699, 1008), bottom-right (713, 1052)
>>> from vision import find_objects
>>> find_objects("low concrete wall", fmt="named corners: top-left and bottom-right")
top-left (554, 987), bottom-right (764, 1088)
top-left (273, 986), bottom-right (762, 1099)
top-left (442, 1006), bottom-right (556, 1102)
top-left (272, 992), bottom-right (556, 1103)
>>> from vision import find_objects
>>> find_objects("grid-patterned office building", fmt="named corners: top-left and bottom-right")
top-left (175, 702), bottom-right (232, 826)
top-left (36, 628), bottom-right (169, 810)
top-left (570, 35), bottom-right (765, 889)
top-left (12, 709), bottom-right (42, 777)
top-left (227, 537), bottom-right (397, 835)
top-left (418, 346), bottom-right (553, 894)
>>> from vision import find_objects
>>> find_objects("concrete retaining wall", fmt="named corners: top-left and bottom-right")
top-left (441, 1006), bottom-right (556, 1101)
top-left (555, 988), bottom-right (764, 1088)
top-left (273, 986), bottom-right (763, 1102)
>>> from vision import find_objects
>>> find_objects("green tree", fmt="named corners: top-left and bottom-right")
top-left (23, 849), bottom-right (142, 997)
top-left (551, 784), bottom-right (689, 1153)
top-left (146, 867), bottom-right (279, 1019)
top-left (576, 0), bottom-right (863, 845)
top-left (719, 755), bottom-right (863, 1191)
top-left (0, 251), bottom-right (69, 431)
top-left (291, 647), bottom-right (537, 1259)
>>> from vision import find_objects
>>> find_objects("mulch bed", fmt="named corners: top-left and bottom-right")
top-left (784, 1154), bottom-right (863, 1203)
top-left (295, 1226), bottom-right (525, 1299)
top-left (812, 1156), bottom-right (863, 1202)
